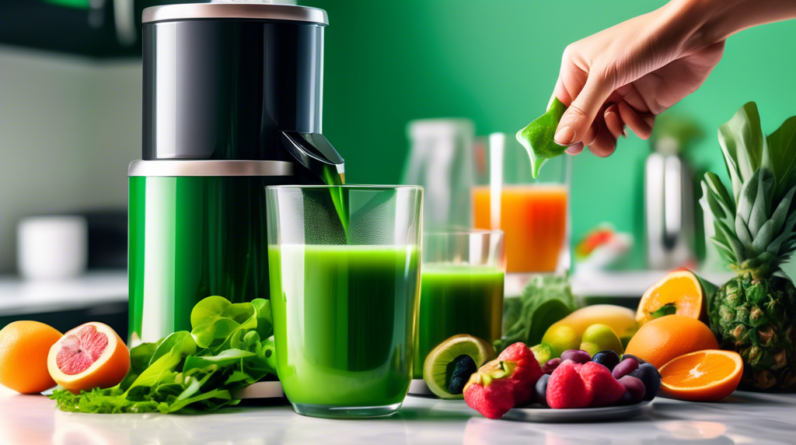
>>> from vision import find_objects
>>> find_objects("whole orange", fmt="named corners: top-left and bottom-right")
top-left (624, 315), bottom-right (718, 369)
top-left (0, 321), bottom-right (63, 393)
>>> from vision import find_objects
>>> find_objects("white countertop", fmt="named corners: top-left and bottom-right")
top-left (2, 385), bottom-right (794, 445)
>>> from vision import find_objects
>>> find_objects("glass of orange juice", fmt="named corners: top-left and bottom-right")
top-left (472, 133), bottom-right (570, 274)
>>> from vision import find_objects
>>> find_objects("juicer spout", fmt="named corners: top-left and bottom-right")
top-left (281, 132), bottom-right (346, 185)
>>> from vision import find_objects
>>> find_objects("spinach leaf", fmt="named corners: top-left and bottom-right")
top-left (190, 297), bottom-right (257, 349)
top-left (516, 97), bottom-right (568, 178)
top-left (498, 275), bottom-right (579, 351)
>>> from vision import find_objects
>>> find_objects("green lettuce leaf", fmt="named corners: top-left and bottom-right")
top-left (516, 97), bottom-right (568, 178)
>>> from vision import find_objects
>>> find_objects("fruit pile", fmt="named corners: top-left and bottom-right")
top-left (460, 341), bottom-right (661, 419)
top-left (539, 350), bottom-right (659, 409)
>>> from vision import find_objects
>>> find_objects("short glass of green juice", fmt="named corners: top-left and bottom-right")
top-left (265, 185), bottom-right (423, 418)
top-left (410, 229), bottom-right (505, 394)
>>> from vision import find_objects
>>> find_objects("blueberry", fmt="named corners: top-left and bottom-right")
top-left (592, 350), bottom-right (621, 371)
top-left (629, 363), bottom-right (661, 401)
top-left (535, 374), bottom-right (551, 406)
top-left (542, 358), bottom-right (562, 374)
top-left (448, 355), bottom-right (477, 395)
top-left (560, 350), bottom-right (591, 364)
top-left (612, 357), bottom-right (639, 379)
top-left (618, 375), bottom-right (646, 404)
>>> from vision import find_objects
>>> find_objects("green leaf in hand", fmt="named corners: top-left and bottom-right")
top-left (516, 97), bottom-right (568, 178)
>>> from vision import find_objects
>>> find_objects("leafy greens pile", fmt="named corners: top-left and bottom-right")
top-left (50, 296), bottom-right (276, 414)
top-left (498, 274), bottom-right (579, 352)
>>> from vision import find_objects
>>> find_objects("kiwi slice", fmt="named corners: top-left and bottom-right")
top-left (422, 334), bottom-right (496, 399)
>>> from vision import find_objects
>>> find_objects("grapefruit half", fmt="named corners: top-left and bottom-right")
top-left (47, 322), bottom-right (130, 394)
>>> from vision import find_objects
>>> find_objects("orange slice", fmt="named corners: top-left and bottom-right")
top-left (659, 350), bottom-right (743, 402)
top-left (637, 268), bottom-right (710, 325)
top-left (47, 322), bottom-right (130, 394)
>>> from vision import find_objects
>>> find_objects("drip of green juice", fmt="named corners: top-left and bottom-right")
top-left (322, 166), bottom-right (350, 240)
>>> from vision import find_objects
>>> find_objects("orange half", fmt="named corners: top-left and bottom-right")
top-left (659, 350), bottom-right (743, 402)
top-left (637, 268), bottom-right (705, 325)
top-left (47, 322), bottom-right (130, 394)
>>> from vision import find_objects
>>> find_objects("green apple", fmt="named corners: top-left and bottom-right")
top-left (581, 323), bottom-right (624, 355)
top-left (541, 325), bottom-right (580, 357)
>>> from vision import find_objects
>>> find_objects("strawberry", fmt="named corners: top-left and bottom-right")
top-left (463, 343), bottom-right (544, 419)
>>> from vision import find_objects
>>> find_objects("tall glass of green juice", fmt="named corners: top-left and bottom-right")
top-left (266, 185), bottom-right (423, 418)
top-left (411, 229), bottom-right (505, 393)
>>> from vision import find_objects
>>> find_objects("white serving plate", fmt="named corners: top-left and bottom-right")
top-left (502, 401), bottom-right (652, 423)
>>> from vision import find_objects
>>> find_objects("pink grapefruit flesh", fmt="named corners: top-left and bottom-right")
top-left (55, 325), bottom-right (109, 375)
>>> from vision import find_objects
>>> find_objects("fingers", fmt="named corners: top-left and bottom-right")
top-left (555, 72), bottom-right (615, 146)
top-left (604, 104), bottom-right (626, 140)
top-left (617, 101), bottom-right (654, 140)
top-left (588, 120), bottom-right (617, 157)
top-left (566, 143), bottom-right (584, 155)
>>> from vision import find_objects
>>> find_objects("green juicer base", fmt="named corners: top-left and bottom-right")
top-left (128, 175), bottom-right (289, 345)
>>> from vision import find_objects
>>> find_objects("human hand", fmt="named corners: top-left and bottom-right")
top-left (552, 0), bottom-right (796, 157)
top-left (553, 1), bottom-right (724, 157)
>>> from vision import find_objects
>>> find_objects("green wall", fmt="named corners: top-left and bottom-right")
top-left (305, 0), bottom-right (796, 268)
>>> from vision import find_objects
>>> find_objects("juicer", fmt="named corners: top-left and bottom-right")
top-left (129, 1), bottom-right (344, 351)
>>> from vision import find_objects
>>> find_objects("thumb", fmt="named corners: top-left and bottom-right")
top-left (554, 73), bottom-right (613, 146)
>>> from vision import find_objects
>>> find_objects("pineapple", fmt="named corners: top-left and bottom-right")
top-left (700, 102), bottom-right (796, 391)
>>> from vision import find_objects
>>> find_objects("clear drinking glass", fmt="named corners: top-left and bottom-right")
top-left (412, 229), bottom-right (505, 388)
top-left (266, 185), bottom-right (423, 418)
top-left (472, 133), bottom-right (570, 275)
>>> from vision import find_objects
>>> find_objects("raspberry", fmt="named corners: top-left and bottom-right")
top-left (546, 360), bottom-right (592, 408)
top-left (579, 361), bottom-right (627, 407)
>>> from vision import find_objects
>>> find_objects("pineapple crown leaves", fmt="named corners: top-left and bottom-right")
top-left (701, 102), bottom-right (796, 277)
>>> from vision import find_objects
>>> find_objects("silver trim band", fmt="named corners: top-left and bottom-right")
top-left (142, 4), bottom-right (328, 25)
top-left (129, 160), bottom-right (294, 177)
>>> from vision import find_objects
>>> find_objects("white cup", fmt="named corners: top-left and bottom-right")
top-left (17, 216), bottom-right (88, 280)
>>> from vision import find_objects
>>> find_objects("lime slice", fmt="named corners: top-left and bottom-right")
top-left (530, 343), bottom-right (554, 366)
top-left (423, 334), bottom-right (496, 399)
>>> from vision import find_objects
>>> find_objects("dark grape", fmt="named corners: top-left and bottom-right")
top-left (542, 358), bottom-right (562, 374)
top-left (629, 363), bottom-right (661, 401)
top-left (612, 357), bottom-right (639, 379)
top-left (621, 354), bottom-right (648, 366)
top-left (618, 375), bottom-right (646, 404)
top-left (560, 350), bottom-right (591, 364)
